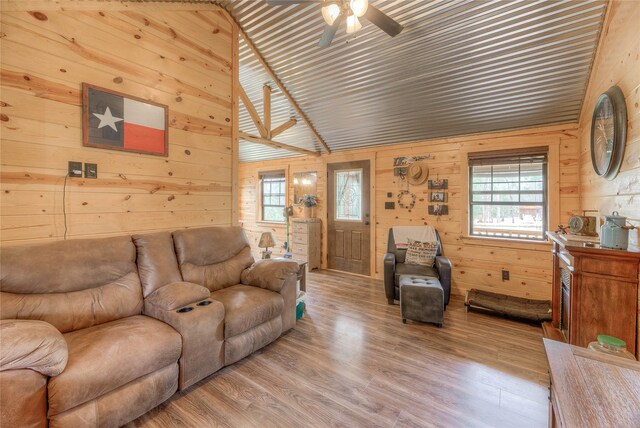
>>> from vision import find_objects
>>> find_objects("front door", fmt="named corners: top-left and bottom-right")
top-left (327, 161), bottom-right (371, 276)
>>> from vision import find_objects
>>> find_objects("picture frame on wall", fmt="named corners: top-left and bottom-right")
top-left (428, 179), bottom-right (448, 189)
top-left (428, 205), bottom-right (449, 216)
top-left (430, 192), bottom-right (447, 202)
top-left (82, 83), bottom-right (169, 156)
top-left (393, 157), bottom-right (408, 177)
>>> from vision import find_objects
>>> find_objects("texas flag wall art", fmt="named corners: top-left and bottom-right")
top-left (82, 83), bottom-right (169, 156)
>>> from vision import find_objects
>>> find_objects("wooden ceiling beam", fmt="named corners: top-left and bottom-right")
top-left (239, 131), bottom-right (321, 157)
top-left (224, 11), bottom-right (331, 154)
top-left (238, 84), bottom-right (268, 138)
top-left (271, 118), bottom-right (298, 138)
top-left (263, 84), bottom-right (271, 138)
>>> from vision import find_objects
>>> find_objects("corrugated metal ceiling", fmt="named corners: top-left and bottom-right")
top-left (219, 0), bottom-right (607, 162)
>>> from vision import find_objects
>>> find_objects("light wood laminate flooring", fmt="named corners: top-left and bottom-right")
top-left (127, 270), bottom-right (549, 427)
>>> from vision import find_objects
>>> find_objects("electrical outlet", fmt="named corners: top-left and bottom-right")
top-left (502, 270), bottom-right (510, 281)
top-left (68, 161), bottom-right (82, 177)
top-left (385, 202), bottom-right (395, 209)
top-left (84, 163), bottom-right (97, 179)
top-left (387, 192), bottom-right (393, 198)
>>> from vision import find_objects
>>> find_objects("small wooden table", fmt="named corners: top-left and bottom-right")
top-left (544, 338), bottom-right (640, 428)
top-left (274, 258), bottom-right (307, 292)
top-left (296, 260), bottom-right (308, 293)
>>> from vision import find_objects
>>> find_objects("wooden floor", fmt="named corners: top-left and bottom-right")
top-left (127, 270), bottom-right (550, 428)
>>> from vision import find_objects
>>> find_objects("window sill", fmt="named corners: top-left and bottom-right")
top-left (460, 235), bottom-right (551, 251)
top-left (256, 221), bottom-right (286, 226)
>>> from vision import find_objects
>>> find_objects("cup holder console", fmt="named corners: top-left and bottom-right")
top-left (197, 300), bottom-right (212, 306)
top-left (177, 307), bottom-right (193, 313)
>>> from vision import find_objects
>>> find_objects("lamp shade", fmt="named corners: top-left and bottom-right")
top-left (346, 15), bottom-right (362, 34)
top-left (350, 0), bottom-right (368, 17)
top-left (258, 232), bottom-right (277, 248)
top-left (321, 3), bottom-right (340, 25)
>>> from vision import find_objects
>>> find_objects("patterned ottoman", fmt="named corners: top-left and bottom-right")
top-left (399, 275), bottom-right (444, 327)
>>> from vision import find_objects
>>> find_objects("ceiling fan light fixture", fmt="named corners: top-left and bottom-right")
top-left (350, 0), bottom-right (369, 17)
top-left (321, 3), bottom-right (341, 25)
top-left (345, 14), bottom-right (362, 33)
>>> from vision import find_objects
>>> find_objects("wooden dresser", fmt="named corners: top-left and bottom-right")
top-left (291, 218), bottom-right (321, 271)
top-left (544, 232), bottom-right (639, 358)
top-left (544, 339), bottom-right (640, 428)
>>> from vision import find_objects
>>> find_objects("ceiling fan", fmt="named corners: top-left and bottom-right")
top-left (267, 0), bottom-right (404, 47)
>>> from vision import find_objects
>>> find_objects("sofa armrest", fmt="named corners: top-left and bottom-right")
top-left (241, 259), bottom-right (299, 293)
top-left (383, 253), bottom-right (396, 303)
top-left (144, 282), bottom-right (225, 390)
top-left (0, 319), bottom-right (68, 376)
top-left (435, 256), bottom-right (452, 306)
top-left (145, 281), bottom-right (211, 311)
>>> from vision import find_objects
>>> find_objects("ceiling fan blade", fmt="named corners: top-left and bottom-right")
top-left (362, 5), bottom-right (404, 37)
top-left (318, 14), bottom-right (344, 48)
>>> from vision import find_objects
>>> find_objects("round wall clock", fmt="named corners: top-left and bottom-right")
top-left (590, 86), bottom-right (627, 180)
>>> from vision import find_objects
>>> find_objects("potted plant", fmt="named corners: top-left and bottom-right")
top-left (298, 194), bottom-right (318, 218)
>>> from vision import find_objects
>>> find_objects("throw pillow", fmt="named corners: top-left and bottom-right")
top-left (405, 240), bottom-right (438, 266)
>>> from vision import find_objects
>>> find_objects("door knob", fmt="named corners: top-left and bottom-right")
top-left (365, 221), bottom-right (370, 225)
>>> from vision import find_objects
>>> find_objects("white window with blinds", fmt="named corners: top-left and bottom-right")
top-left (260, 171), bottom-right (286, 223)
top-left (468, 147), bottom-right (548, 241)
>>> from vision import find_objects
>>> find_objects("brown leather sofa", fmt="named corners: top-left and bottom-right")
top-left (0, 227), bottom-right (298, 428)
top-left (133, 227), bottom-right (298, 382)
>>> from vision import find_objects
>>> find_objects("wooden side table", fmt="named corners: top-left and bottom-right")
top-left (273, 258), bottom-right (307, 293)
top-left (295, 260), bottom-right (308, 293)
top-left (544, 338), bottom-right (640, 427)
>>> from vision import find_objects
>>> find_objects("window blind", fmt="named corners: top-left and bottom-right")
top-left (468, 147), bottom-right (548, 241)
top-left (260, 170), bottom-right (286, 222)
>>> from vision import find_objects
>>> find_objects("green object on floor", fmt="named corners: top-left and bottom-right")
top-left (296, 301), bottom-right (305, 320)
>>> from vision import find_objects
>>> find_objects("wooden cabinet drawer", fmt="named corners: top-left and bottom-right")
top-left (293, 223), bottom-right (307, 234)
top-left (293, 251), bottom-right (309, 262)
top-left (292, 245), bottom-right (308, 254)
top-left (292, 234), bottom-right (308, 245)
top-left (581, 256), bottom-right (638, 279)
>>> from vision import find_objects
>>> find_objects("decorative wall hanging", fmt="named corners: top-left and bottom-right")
top-left (429, 205), bottom-right (448, 216)
top-left (590, 86), bottom-right (627, 180)
top-left (397, 190), bottom-right (416, 209)
top-left (406, 162), bottom-right (429, 186)
top-left (393, 155), bottom-right (433, 179)
top-left (393, 157), bottom-right (408, 177)
top-left (430, 192), bottom-right (447, 203)
top-left (428, 179), bottom-right (448, 189)
top-left (83, 83), bottom-right (169, 156)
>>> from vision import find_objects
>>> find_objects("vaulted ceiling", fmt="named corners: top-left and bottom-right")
top-left (219, 0), bottom-right (608, 162)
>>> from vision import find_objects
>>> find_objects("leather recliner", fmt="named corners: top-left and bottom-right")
top-left (383, 228), bottom-right (452, 307)
top-left (170, 226), bottom-right (298, 366)
top-left (0, 236), bottom-right (182, 428)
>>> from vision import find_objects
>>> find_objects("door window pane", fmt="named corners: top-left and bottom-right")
top-left (335, 169), bottom-right (362, 221)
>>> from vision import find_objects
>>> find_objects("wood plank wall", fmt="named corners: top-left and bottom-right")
top-left (576, 0), bottom-right (640, 354)
top-left (239, 123), bottom-right (580, 301)
top-left (0, 1), bottom-right (235, 245)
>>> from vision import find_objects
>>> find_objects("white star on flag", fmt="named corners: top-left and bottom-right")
top-left (93, 106), bottom-right (123, 132)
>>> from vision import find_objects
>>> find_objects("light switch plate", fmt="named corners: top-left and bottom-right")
top-left (68, 161), bottom-right (82, 177)
top-left (84, 163), bottom-right (97, 179)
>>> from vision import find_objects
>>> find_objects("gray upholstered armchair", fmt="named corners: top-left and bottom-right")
top-left (383, 228), bottom-right (452, 307)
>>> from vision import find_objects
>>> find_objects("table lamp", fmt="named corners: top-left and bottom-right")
top-left (258, 232), bottom-right (276, 259)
